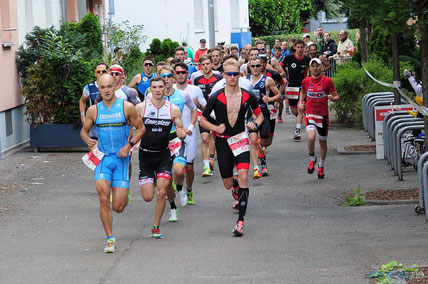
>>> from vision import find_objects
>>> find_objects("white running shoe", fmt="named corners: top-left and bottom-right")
top-left (178, 190), bottom-right (188, 207)
top-left (169, 208), bottom-right (178, 222)
top-left (104, 239), bottom-right (116, 253)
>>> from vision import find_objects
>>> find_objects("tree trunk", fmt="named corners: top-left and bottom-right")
top-left (359, 19), bottom-right (369, 63)
top-left (391, 32), bottom-right (401, 105)
top-left (421, 29), bottom-right (428, 150)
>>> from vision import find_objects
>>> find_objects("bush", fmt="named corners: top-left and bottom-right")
top-left (253, 29), bottom-right (358, 48)
top-left (146, 38), bottom-right (179, 62)
top-left (332, 59), bottom-right (413, 127)
top-left (123, 45), bottom-right (144, 84)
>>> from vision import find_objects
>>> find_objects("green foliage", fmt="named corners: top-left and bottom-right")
top-left (146, 38), bottom-right (179, 62)
top-left (254, 29), bottom-right (358, 48)
top-left (249, 0), bottom-right (312, 36)
top-left (107, 20), bottom-right (146, 54)
top-left (18, 27), bottom-right (93, 126)
top-left (370, 261), bottom-right (424, 283)
top-left (340, 186), bottom-right (366, 206)
top-left (331, 59), bottom-right (413, 126)
top-left (123, 45), bottom-right (144, 84)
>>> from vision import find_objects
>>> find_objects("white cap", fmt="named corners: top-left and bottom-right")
top-left (309, 58), bottom-right (322, 65)
top-left (303, 34), bottom-right (310, 38)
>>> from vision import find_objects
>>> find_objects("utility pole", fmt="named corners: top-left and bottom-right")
top-left (108, 0), bottom-right (115, 54)
top-left (208, 0), bottom-right (215, 48)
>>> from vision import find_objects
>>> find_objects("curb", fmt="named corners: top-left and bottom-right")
top-left (336, 146), bottom-right (375, 155)
top-left (364, 199), bottom-right (418, 205)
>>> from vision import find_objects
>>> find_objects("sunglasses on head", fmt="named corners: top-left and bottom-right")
top-left (96, 69), bottom-right (108, 74)
top-left (110, 71), bottom-right (122, 76)
top-left (160, 73), bottom-right (174, 78)
top-left (225, 72), bottom-right (240, 77)
top-left (175, 71), bottom-right (187, 75)
top-left (144, 63), bottom-right (154, 67)
top-left (250, 64), bottom-right (261, 68)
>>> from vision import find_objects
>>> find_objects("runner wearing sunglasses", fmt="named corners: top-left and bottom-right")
top-left (129, 56), bottom-right (156, 101)
top-left (200, 59), bottom-right (264, 236)
top-left (174, 63), bottom-right (207, 206)
top-left (246, 57), bottom-right (282, 179)
top-left (79, 62), bottom-right (109, 135)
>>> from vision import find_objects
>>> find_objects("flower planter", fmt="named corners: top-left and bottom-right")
top-left (30, 124), bottom-right (86, 151)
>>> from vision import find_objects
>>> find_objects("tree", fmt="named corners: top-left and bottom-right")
top-left (106, 20), bottom-right (147, 54)
top-left (249, 0), bottom-right (312, 36)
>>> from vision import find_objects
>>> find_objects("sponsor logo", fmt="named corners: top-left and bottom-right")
top-left (150, 111), bottom-right (156, 116)
top-left (291, 63), bottom-right (297, 68)
top-left (99, 112), bottom-right (122, 120)
top-left (144, 118), bottom-right (171, 126)
top-left (143, 77), bottom-right (148, 82)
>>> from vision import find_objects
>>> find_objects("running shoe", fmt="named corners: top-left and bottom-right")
top-left (151, 226), bottom-right (165, 239)
top-left (285, 109), bottom-right (291, 115)
top-left (307, 158), bottom-right (317, 174)
top-left (209, 157), bottom-right (215, 171)
top-left (104, 238), bottom-right (116, 253)
top-left (232, 201), bottom-right (239, 210)
top-left (202, 166), bottom-right (213, 177)
top-left (253, 168), bottom-right (261, 179)
top-left (261, 164), bottom-right (270, 176)
top-left (168, 209), bottom-right (178, 222)
top-left (317, 166), bottom-right (325, 179)
top-left (233, 220), bottom-right (244, 236)
top-left (277, 115), bottom-right (284, 123)
top-left (178, 190), bottom-right (188, 207)
top-left (293, 129), bottom-right (301, 141)
top-left (187, 191), bottom-right (196, 205)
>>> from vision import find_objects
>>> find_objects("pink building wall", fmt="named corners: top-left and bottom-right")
top-left (0, 0), bottom-right (21, 112)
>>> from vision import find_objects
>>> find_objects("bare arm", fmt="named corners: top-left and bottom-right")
top-left (117, 102), bottom-right (145, 157)
top-left (266, 78), bottom-right (282, 103)
top-left (328, 90), bottom-right (339, 102)
top-left (80, 105), bottom-right (97, 149)
top-left (298, 89), bottom-right (308, 112)
top-left (128, 73), bottom-right (141, 88)
top-left (270, 58), bottom-right (286, 78)
top-left (79, 95), bottom-right (88, 124)
top-left (320, 55), bottom-right (331, 72)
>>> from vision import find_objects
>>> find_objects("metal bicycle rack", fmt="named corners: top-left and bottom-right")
top-left (367, 97), bottom-right (402, 140)
top-left (383, 111), bottom-right (411, 160)
top-left (362, 92), bottom-right (394, 132)
top-left (416, 152), bottom-right (428, 215)
top-left (386, 116), bottom-right (418, 166)
top-left (394, 124), bottom-right (424, 180)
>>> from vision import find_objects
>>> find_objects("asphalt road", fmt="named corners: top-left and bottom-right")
top-left (1, 114), bottom-right (427, 283)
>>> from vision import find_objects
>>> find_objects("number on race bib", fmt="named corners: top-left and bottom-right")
top-left (286, 87), bottom-right (300, 100)
top-left (168, 137), bottom-right (182, 156)
top-left (82, 148), bottom-right (105, 171)
top-left (227, 132), bottom-right (250, 157)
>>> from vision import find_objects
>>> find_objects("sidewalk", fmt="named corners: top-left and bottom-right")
top-left (0, 114), bottom-right (427, 283)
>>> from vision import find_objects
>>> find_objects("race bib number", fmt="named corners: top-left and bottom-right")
top-left (306, 114), bottom-right (324, 128)
top-left (268, 104), bottom-right (278, 120)
top-left (286, 87), bottom-right (300, 100)
top-left (227, 132), bottom-right (250, 157)
top-left (82, 148), bottom-right (105, 171)
top-left (168, 137), bottom-right (182, 156)
top-left (197, 109), bottom-right (203, 122)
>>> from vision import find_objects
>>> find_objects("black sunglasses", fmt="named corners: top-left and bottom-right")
top-left (225, 72), bottom-right (240, 77)
top-left (250, 64), bottom-right (261, 68)
top-left (144, 63), bottom-right (154, 67)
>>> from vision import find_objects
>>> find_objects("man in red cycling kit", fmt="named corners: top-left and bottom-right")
top-left (299, 58), bottom-right (339, 179)
top-left (200, 59), bottom-right (264, 237)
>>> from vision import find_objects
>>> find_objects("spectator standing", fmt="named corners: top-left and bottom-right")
top-left (302, 34), bottom-right (313, 46)
top-left (321, 32), bottom-right (337, 59)
top-left (313, 27), bottom-right (325, 53)
top-left (288, 38), bottom-right (296, 54)
top-left (182, 41), bottom-right (195, 63)
top-left (194, 39), bottom-right (208, 64)
top-left (336, 30), bottom-right (354, 58)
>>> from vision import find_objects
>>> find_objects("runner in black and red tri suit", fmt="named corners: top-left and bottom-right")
top-left (280, 39), bottom-right (310, 141)
top-left (246, 56), bottom-right (282, 179)
top-left (200, 59), bottom-right (264, 237)
top-left (299, 58), bottom-right (339, 179)
top-left (193, 54), bottom-right (223, 177)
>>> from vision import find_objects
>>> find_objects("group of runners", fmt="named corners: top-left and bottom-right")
top-left (80, 40), bottom-right (339, 253)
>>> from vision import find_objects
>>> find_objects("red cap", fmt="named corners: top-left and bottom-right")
top-left (109, 64), bottom-right (124, 74)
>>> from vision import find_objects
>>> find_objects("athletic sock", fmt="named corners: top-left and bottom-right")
top-left (176, 184), bottom-right (183, 192)
top-left (232, 178), bottom-right (239, 188)
top-left (170, 201), bottom-right (177, 210)
top-left (238, 187), bottom-right (249, 221)
top-left (203, 160), bottom-right (209, 168)
top-left (107, 235), bottom-right (115, 241)
top-left (186, 187), bottom-right (192, 192)
top-left (254, 165), bottom-right (259, 170)
top-left (309, 153), bottom-right (316, 162)
top-left (296, 123), bottom-right (301, 130)
top-left (319, 159), bottom-right (325, 167)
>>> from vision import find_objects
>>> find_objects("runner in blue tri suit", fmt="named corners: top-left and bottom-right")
top-left (129, 56), bottom-right (156, 101)
top-left (81, 74), bottom-right (144, 253)
top-left (79, 62), bottom-right (109, 139)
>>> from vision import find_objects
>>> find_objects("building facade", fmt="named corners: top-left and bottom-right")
top-left (0, 0), bottom-right (105, 158)
top-left (107, 0), bottom-right (250, 52)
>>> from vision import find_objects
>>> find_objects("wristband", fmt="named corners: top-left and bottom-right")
top-left (81, 112), bottom-right (85, 116)
top-left (128, 141), bottom-right (135, 147)
top-left (187, 124), bottom-right (195, 132)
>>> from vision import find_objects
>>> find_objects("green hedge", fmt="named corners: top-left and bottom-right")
top-left (253, 29), bottom-right (358, 48)
top-left (332, 59), bottom-right (413, 127)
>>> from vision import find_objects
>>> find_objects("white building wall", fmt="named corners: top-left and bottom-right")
top-left (107, 0), bottom-right (249, 52)
top-left (1, 0), bottom-right (63, 157)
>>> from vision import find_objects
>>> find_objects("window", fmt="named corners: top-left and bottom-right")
top-left (193, 0), bottom-right (204, 31)
top-left (230, 0), bottom-right (240, 29)
top-left (5, 109), bottom-right (12, 137)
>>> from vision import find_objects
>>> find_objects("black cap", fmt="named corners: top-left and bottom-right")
top-left (200, 39), bottom-right (206, 43)
top-left (258, 53), bottom-right (268, 61)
